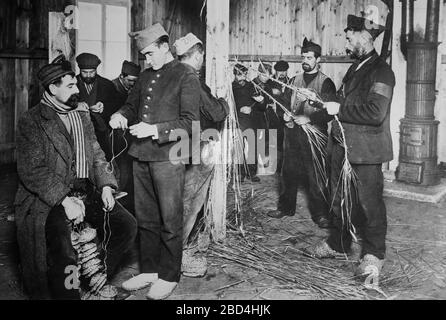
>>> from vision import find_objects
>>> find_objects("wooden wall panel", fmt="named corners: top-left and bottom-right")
top-left (229, 0), bottom-right (390, 87)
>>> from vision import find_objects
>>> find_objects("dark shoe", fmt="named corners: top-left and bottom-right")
top-left (267, 210), bottom-right (294, 219)
top-left (315, 216), bottom-right (332, 229)
top-left (249, 175), bottom-right (261, 183)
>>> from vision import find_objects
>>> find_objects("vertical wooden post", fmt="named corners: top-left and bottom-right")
top-left (205, 0), bottom-right (230, 242)
top-left (14, 0), bottom-right (31, 163)
top-left (205, 0), bottom-right (230, 94)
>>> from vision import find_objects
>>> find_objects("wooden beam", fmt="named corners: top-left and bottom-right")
top-left (0, 49), bottom-right (48, 60)
top-left (0, 143), bottom-right (16, 152)
top-left (15, 0), bottom-right (30, 158)
top-left (229, 54), bottom-right (355, 64)
top-left (205, 0), bottom-right (229, 242)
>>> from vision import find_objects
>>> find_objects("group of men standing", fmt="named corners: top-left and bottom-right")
top-left (231, 14), bottom-right (395, 281)
top-left (14, 12), bottom-right (395, 300)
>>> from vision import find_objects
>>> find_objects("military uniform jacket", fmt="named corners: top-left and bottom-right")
top-left (118, 60), bottom-right (201, 162)
top-left (14, 103), bottom-right (117, 299)
top-left (335, 51), bottom-right (395, 164)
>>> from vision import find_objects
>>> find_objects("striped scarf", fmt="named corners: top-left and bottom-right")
top-left (42, 91), bottom-right (89, 179)
top-left (84, 82), bottom-right (94, 95)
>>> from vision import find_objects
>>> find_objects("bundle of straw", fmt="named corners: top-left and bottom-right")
top-left (203, 60), bottom-right (246, 242)
top-left (236, 64), bottom-right (329, 200)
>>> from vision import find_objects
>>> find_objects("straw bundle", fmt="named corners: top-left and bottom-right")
top-left (203, 59), bottom-right (246, 242)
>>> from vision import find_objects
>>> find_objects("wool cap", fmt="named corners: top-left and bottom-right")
top-left (121, 60), bottom-right (141, 76)
top-left (76, 53), bottom-right (101, 69)
top-left (174, 33), bottom-right (203, 56)
top-left (129, 23), bottom-right (169, 54)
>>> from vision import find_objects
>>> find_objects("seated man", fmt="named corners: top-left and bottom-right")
top-left (14, 57), bottom-right (137, 300)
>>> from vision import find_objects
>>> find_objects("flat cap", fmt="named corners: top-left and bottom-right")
top-left (38, 55), bottom-right (74, 87)
top-left (76, 53), bottom-right (101, 69)
top-left (173, 33), bottom-right (203, 56)
top-left (274, 60), bottom-right (289, 72)
top-left (344, 14), bottom-right (386, 40)
top-left (129, 23), bottom-right (169, 54)
top-left (121, 60), bottom-right (141, 76)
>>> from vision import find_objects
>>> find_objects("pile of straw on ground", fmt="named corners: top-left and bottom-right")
top-left (209, 188), bottom-right (431, 300)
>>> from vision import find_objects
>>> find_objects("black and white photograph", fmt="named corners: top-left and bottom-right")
top-left (0, 0), bottom-right (445, 304)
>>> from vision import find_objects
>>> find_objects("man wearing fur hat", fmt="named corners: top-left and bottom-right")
top-left (269, 38), bottom-right (336, 230)
top-left (174, 33), bottom-right (229, 278)
top-left (14, 57), bottom-right (137, 299)
top-left (110, 24), bottom-right (201, 299)
top-left (309, 14), bottom-right (395, 282)
top-left (76, 53), bottom-right (119, 161)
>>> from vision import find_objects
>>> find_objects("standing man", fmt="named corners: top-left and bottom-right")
top-left (272, 60), bottom-right (292, 96)
top-left (254, 63), bottom-right (284, 173)
top-left (269, 38), bottom-right (336, 230)
top-left (309, 15), bottom-right (395, 281)
top-left (109, 23), bottom-right (201, 299)
top-left (14, 57), bottom-right (137, 300)
top-left (76, 53), bottom-right (119, 161)
top-left (174, 33), bottom-right (229, 278)
top-left (232, 64), bottom-right (264, 182)
top-left (112, 60), bottom-right (141, 106)
top-left (111, 60), bottom-right (142, 213)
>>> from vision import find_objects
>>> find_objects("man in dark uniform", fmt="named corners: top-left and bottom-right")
top-left (253, 63), bottom-right (281, 173)
top-left (232, 64), bottom-right (265, 182)
top-left (110, 23), bottom-right (200, 299)
top-left (269, 38), bottom-right (336, 230)
top-left (309, 15), bottom-right (395, 280)
top-left (111, 60), bottom-right (141, 213)
top-left (15, 58), bottom-right (136, 299)
top-left (271, 60), bottom-right (292, 170)
top-left (76, 53), bottom-right (119, 161)
top-left (174, 33), bottom-right (229, 278)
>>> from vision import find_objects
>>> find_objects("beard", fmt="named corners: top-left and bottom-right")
top-left (65, 93), bottom-right (80, 109)
top-left (302, 63), bottom-right (314, 72)
top-left (346, 45), bottom-right (366, 60)
top-left (82, 76), bottom-right (96, 85)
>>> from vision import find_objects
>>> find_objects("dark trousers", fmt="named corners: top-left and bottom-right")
top-left (45, 185), bottom-right (137, 300)
top-left (265, 108), bottom-right (284, 172)
top-left (327, 143), bottom-right (387, 259)
top-left (183, 161), bottom-right (214, 248)
top-left (240, 125), bottom-right (258, 179)
top-left (278, 127), bottom-right (329, 221)
top-left (116, 153), bottom-right (135, 213)
top-left (133, 160), bottom-right (185, 282)
top-left (111, 129), bottom-right (134, 213)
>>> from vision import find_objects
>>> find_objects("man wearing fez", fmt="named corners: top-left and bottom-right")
top-left (232, 63), bottom-right (265, 183)
top-left (76, 53), bottom-right (119, 161)
top-left (310, 15), bottom-right (395, 280)
top-left (109, 23), bottom-right (201, 299)
top-left (269, 38), bottom-right (336, 230)
top-left (175, 33), bottom-right (229, 278)
top-left (111, 60), bottom-right (142, 214)
top-left (14, 57), bottom-right (137, 299)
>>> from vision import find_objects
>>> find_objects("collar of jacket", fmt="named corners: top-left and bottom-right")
top-left (152, 59), bottom-right (178, 73)
top-left (343, 50), bottom-right (379, 83)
